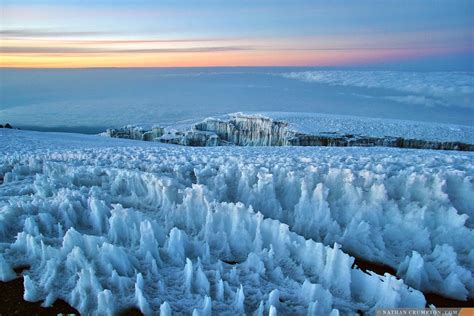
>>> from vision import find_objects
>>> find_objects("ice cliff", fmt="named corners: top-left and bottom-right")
top-left (104, 125), bottom-right (165, 142)
top-left (193, 115), bottom-right (289, 146)
top-left (102, 113), bottom-right (474, 151)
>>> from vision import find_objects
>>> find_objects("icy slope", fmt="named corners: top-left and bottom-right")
top-left (1, 129), bottom-right (473, 315)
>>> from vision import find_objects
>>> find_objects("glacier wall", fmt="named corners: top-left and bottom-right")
top-left (5, 140), bottom-right (468, 314)
top-left (288, 133), bottom-right (474, 151)
top-left (194, 115), bottom-right (290, 146)
top-left (103, 126), bottom-right (165, 142)
top-left (102, 114), bottom-right (474, 151)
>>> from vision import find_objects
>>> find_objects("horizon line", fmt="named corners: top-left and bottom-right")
top-left (1, 65), bottom-right (473, 70)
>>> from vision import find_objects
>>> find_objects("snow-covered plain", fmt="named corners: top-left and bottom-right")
top-left (1, 129), bottom-right (473, 315)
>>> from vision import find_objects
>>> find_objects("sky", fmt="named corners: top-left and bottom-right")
top-left (0, 0), bottom-right (473, 68)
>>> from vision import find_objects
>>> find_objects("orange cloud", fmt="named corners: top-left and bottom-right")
top-left (0, 48), bottom-right (456, 68)
top-left (1, 31), bottom-right (470, 68)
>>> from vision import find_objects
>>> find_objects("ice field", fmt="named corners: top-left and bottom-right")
top-left (1, 128), bottom-right (473, 314)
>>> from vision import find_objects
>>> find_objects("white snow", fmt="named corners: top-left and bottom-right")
top-left (1, 128), bottom-right (473, 314)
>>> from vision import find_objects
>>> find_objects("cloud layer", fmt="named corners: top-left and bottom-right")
top-left (0, 45), bottom-right (253, 54)
top-left (282, 71), bottom-right (474, 108)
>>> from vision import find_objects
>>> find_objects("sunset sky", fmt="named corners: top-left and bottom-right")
top-left (1, 0), bottom-right (473, 68)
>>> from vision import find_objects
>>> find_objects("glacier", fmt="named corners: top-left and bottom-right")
top-left (102, 112), bottom-right (474, 151)
top-left (1, 128), bottom-right (473, 315)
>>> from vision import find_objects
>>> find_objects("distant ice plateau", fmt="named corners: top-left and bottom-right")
top-left (1, 128), bottom-right (473, 315)
top-left (102, 112), bottom-right (474, 151)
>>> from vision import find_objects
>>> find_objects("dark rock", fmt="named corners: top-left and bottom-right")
top-left (0, 277), bottom-right (79, 315)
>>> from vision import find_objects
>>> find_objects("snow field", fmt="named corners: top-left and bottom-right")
top-left (1, 130), bottom-right (473, 314)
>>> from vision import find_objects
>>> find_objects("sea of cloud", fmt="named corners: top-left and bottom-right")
top-left (282, 70), bottom-right (474, 109)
